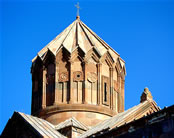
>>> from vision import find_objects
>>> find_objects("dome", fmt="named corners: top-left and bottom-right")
top-left (31, 17), bottom-right (126, 127)
top-left (32, 17), bottom-right (125, 67)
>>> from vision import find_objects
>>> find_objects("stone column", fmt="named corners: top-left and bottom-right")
top-left (82, 61), bottom-right (88, 104)
top-left (110, 67), bottom-right (114, 110)
top-left (121, 78), bottom-right (125, 111)
top-left (54, 62), bottom-right (59, 105)
top-left (114, 91), bottom-right (118, 112)
top-left (117, 74), bottom-right (121, 113)
top-left (69, 60), bottom-right (74, 104)
top-left (42, 66), bottom-right (46, 109)
top-left (97, 63), bottom-right (102, 105)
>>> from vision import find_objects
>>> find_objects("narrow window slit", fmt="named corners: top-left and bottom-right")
top-left (104, 83), bottom-right (107, 102)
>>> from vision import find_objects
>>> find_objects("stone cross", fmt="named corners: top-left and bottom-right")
top-left (75, 2), bottom-right (80, 17)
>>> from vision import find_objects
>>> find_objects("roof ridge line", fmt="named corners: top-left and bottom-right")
top-left (18, 112), bottom-right (64, 138)
top-left (31, 115), bottom-right (59, 138)
top-left (36, 116), bottom-right (62, 137)
top-left (80, 21), bottom-right (109, 49)
top-left (71, 117), bottom-right (88, 130)
top-left (110, 101), bottom-right (149, 129)
top-left (61, 20), bottom-right (77, 53)
top-left (79, 21), bottom-right (94, 46)
top-left (18, 112), bottom-right (49, 137)
top-left (79, 102), bottom-right (149, 137)
top-left (45, 22), bottom-right (73, 54)
top-left (80, 21), bottom-right (120, 57)
top-left (49, 20), bottom-right (76, 55)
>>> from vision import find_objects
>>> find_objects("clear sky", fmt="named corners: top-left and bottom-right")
top-left (1, 0), bottom-right (174, 134)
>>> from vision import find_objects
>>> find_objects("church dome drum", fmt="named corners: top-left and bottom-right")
top-left (31, 16), bottom-right (126, 127)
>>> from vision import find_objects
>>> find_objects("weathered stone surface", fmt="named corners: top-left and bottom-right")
top-left (31, 17), bottom-right (126, 127)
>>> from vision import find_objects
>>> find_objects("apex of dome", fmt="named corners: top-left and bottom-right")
top-left (32, 18), bottom-right (121, 64)
top-left (76, 16), bottom-right (80, 20)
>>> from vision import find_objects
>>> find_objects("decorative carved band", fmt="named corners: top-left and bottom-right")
top-left (73, 71), bottom-right (83, 81)
top-left (38, 104), bottom-right (117, 117)
top-left (59, 72), bottom-right (69, 82)
top-left (87, 72), bottom-right (97, 83)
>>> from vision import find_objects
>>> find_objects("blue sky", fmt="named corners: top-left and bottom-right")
top-left (1, 0), bottom-right (174, 133)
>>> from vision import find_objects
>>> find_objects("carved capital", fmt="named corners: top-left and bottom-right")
top-left (109, 67), bottom-right (114, 71)
top-left (82, 60), bottom-right (88, 65)
top-left (97, 62), bottom-right (102, 67)
top-left (68, 59), bottom-right (74, 64)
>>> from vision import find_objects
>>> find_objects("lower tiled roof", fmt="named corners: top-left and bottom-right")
top-left (3, 99), bottom-right (159, 138)
top-left (79, 100), bottom-right (160, 138)
top-left (16, 112), bottom-right (66, 138)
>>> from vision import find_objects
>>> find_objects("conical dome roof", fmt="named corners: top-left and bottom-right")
top-left (32, 17), bottom-right (124, 66)
top-left (30, 17), bottom-right (126, 128)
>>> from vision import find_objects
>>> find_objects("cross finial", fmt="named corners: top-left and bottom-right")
top-left (75, 2), bottom-right (80, 19)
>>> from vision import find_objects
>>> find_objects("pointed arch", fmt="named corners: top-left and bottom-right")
top-left (42, 49), bottom-right (55, 66)
top-left (85, 47), bottom-right (101, 63)
top-left (115, 58), bottom-right (122, 74)
top-left (71, 46), bottom-right (85, 62)
top-left (122, 65), bottom-right (126, 76)
top-left (100, 51), bottom-right (115, 68)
